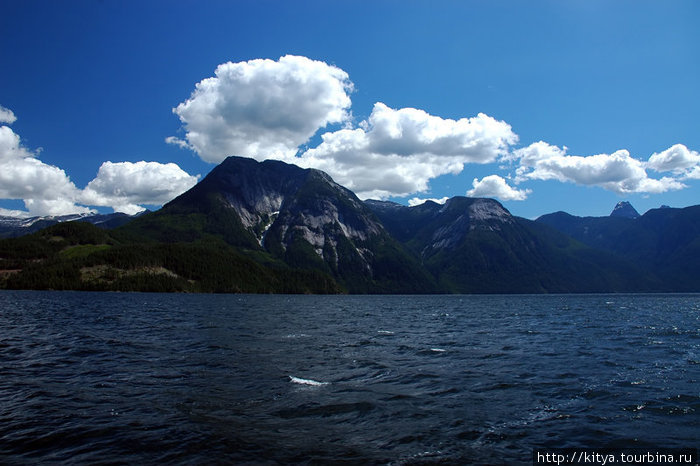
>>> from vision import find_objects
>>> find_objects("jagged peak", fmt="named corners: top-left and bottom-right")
top-left (610, 201), bottom-right (640, 219)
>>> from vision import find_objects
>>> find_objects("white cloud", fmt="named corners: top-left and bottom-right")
top-left (1, 108), bottom-right (198, 217)
top-left (23, 198), bottom-right (94, 217)
top-left (0, 124), bottom-right (91, 216)
top-left (647, 144), bottom-right (700, 176)
top-left (0, 125), bottom-right (34, 160)
top-left (81, 161), bottom-right (199, 215)
top-left (298, 102), bottom-right (518, 199)
top-left (164, 136), bottom-right (190, 150)
top-left (361, 103), bottom-right (515, 161)
top-left (168, 55), bottom-right (353, 163)
top-left (0, 207), bottom-right (32, 218)
top-left (685, 166), bottom-right (700, 180)
top-left (0, 105), bottom-right (17, 125)
top-left (512, 141), bottom-right (686, 194)
top-left (169, 57), bottom-right (518, 200)
top-left (467, 175), bottom-right (531, 201)
top-left (408, 196), bottom-right (449, 207)
top-left (0, 156), bottom-right (79, 200)
top-left (507, 140), bottom-right (567, 167)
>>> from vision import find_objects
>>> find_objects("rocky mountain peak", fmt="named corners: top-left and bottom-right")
top-left (464, 198), bottom-right (513, 223)
top-left (610, 201), bottom-right (640, 219)
top-left (365, 196), bottom-right (516, 258)
top-left (164, 156), bottom-right (390, 277)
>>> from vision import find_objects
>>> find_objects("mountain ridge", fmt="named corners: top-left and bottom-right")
top-left (537, 204), bottom-right (700, 291)
top-left (366, 197), bottom-right (660, 293)
top-left (113, 156), bottom-right (435, 293)
top-left (0, 156), bottom-right (698, 293)
top-left (0, 212), bottom-right (140, 238)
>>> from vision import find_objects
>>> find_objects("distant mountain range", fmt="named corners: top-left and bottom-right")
top-left (1, 156), bottom-right (698, 293)
top-left (0, 212), bottom-right (139, 238)
top-left (537, 202), bottom-right (700, 291)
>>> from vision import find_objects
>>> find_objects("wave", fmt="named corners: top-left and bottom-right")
top-left (289, 376), bottom-right (328, 386)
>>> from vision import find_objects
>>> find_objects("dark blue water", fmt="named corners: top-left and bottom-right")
top-left (0, 291), bottom-right (698, 465)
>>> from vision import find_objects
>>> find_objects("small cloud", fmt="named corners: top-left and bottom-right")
top-left (0, 126), bottom-right (35, 160)
top-left (408, 196), bottom-right (449, 206)
top-left (165, 136), bottom-right (191, 150)
top-left (685, 166), bottom-right (700, 180)
top-left (0, 105), bottom-right (17, 125)
top-left (467, 175), bottom-right (530, 201)
top-left (647, 144), bottom-right (700, 176)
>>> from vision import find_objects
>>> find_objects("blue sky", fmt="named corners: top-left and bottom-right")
top-left (1, 0), bottom-right (698, 219)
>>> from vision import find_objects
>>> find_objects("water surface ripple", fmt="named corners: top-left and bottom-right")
top-left (1, 291), bottom-right (698, 464)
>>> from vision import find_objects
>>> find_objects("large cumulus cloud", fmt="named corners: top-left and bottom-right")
top-left (3, 53), bottom-right (699, 216)
top-left (168, 56), bottom-right (518, 199)
top-left (167, 55), bottom-right (353, 162)
top-left (168, 55), bottom-right (700, 202)
top-left (298, 102), bottom-right (518, 199)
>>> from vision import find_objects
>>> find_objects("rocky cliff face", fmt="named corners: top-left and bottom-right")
top-left (176, 156), bottom-right (382, 260)
top-left (263, 170), bottom-right (383, 259)
top-left (367, 196), bottom-right (656, 293)
top-left (159, 156), bottom-right (431, 292)
top-left (366, 197), bottom-right (515, 257)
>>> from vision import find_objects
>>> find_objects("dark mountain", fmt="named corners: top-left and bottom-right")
top-left (610, 201), bottom-right (640, 219)
top-left (537, 205), bottom-right (700, 291)
top-left (366, 198), bottom-right (658, 293)
top-left (0, 212), bottom-right (138, 238)
top-left (534, 211), bottom-right (634, 252)
top-left (116, 156), bottom-right (434, 293)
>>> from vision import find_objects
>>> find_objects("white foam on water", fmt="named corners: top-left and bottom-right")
top-left (289, 376), bottom-right (328, 386)
top-left (377, 330), bottom-right (394, 335)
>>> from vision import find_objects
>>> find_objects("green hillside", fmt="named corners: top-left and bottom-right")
top-left (0, 221), bottom-right (340, 294)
